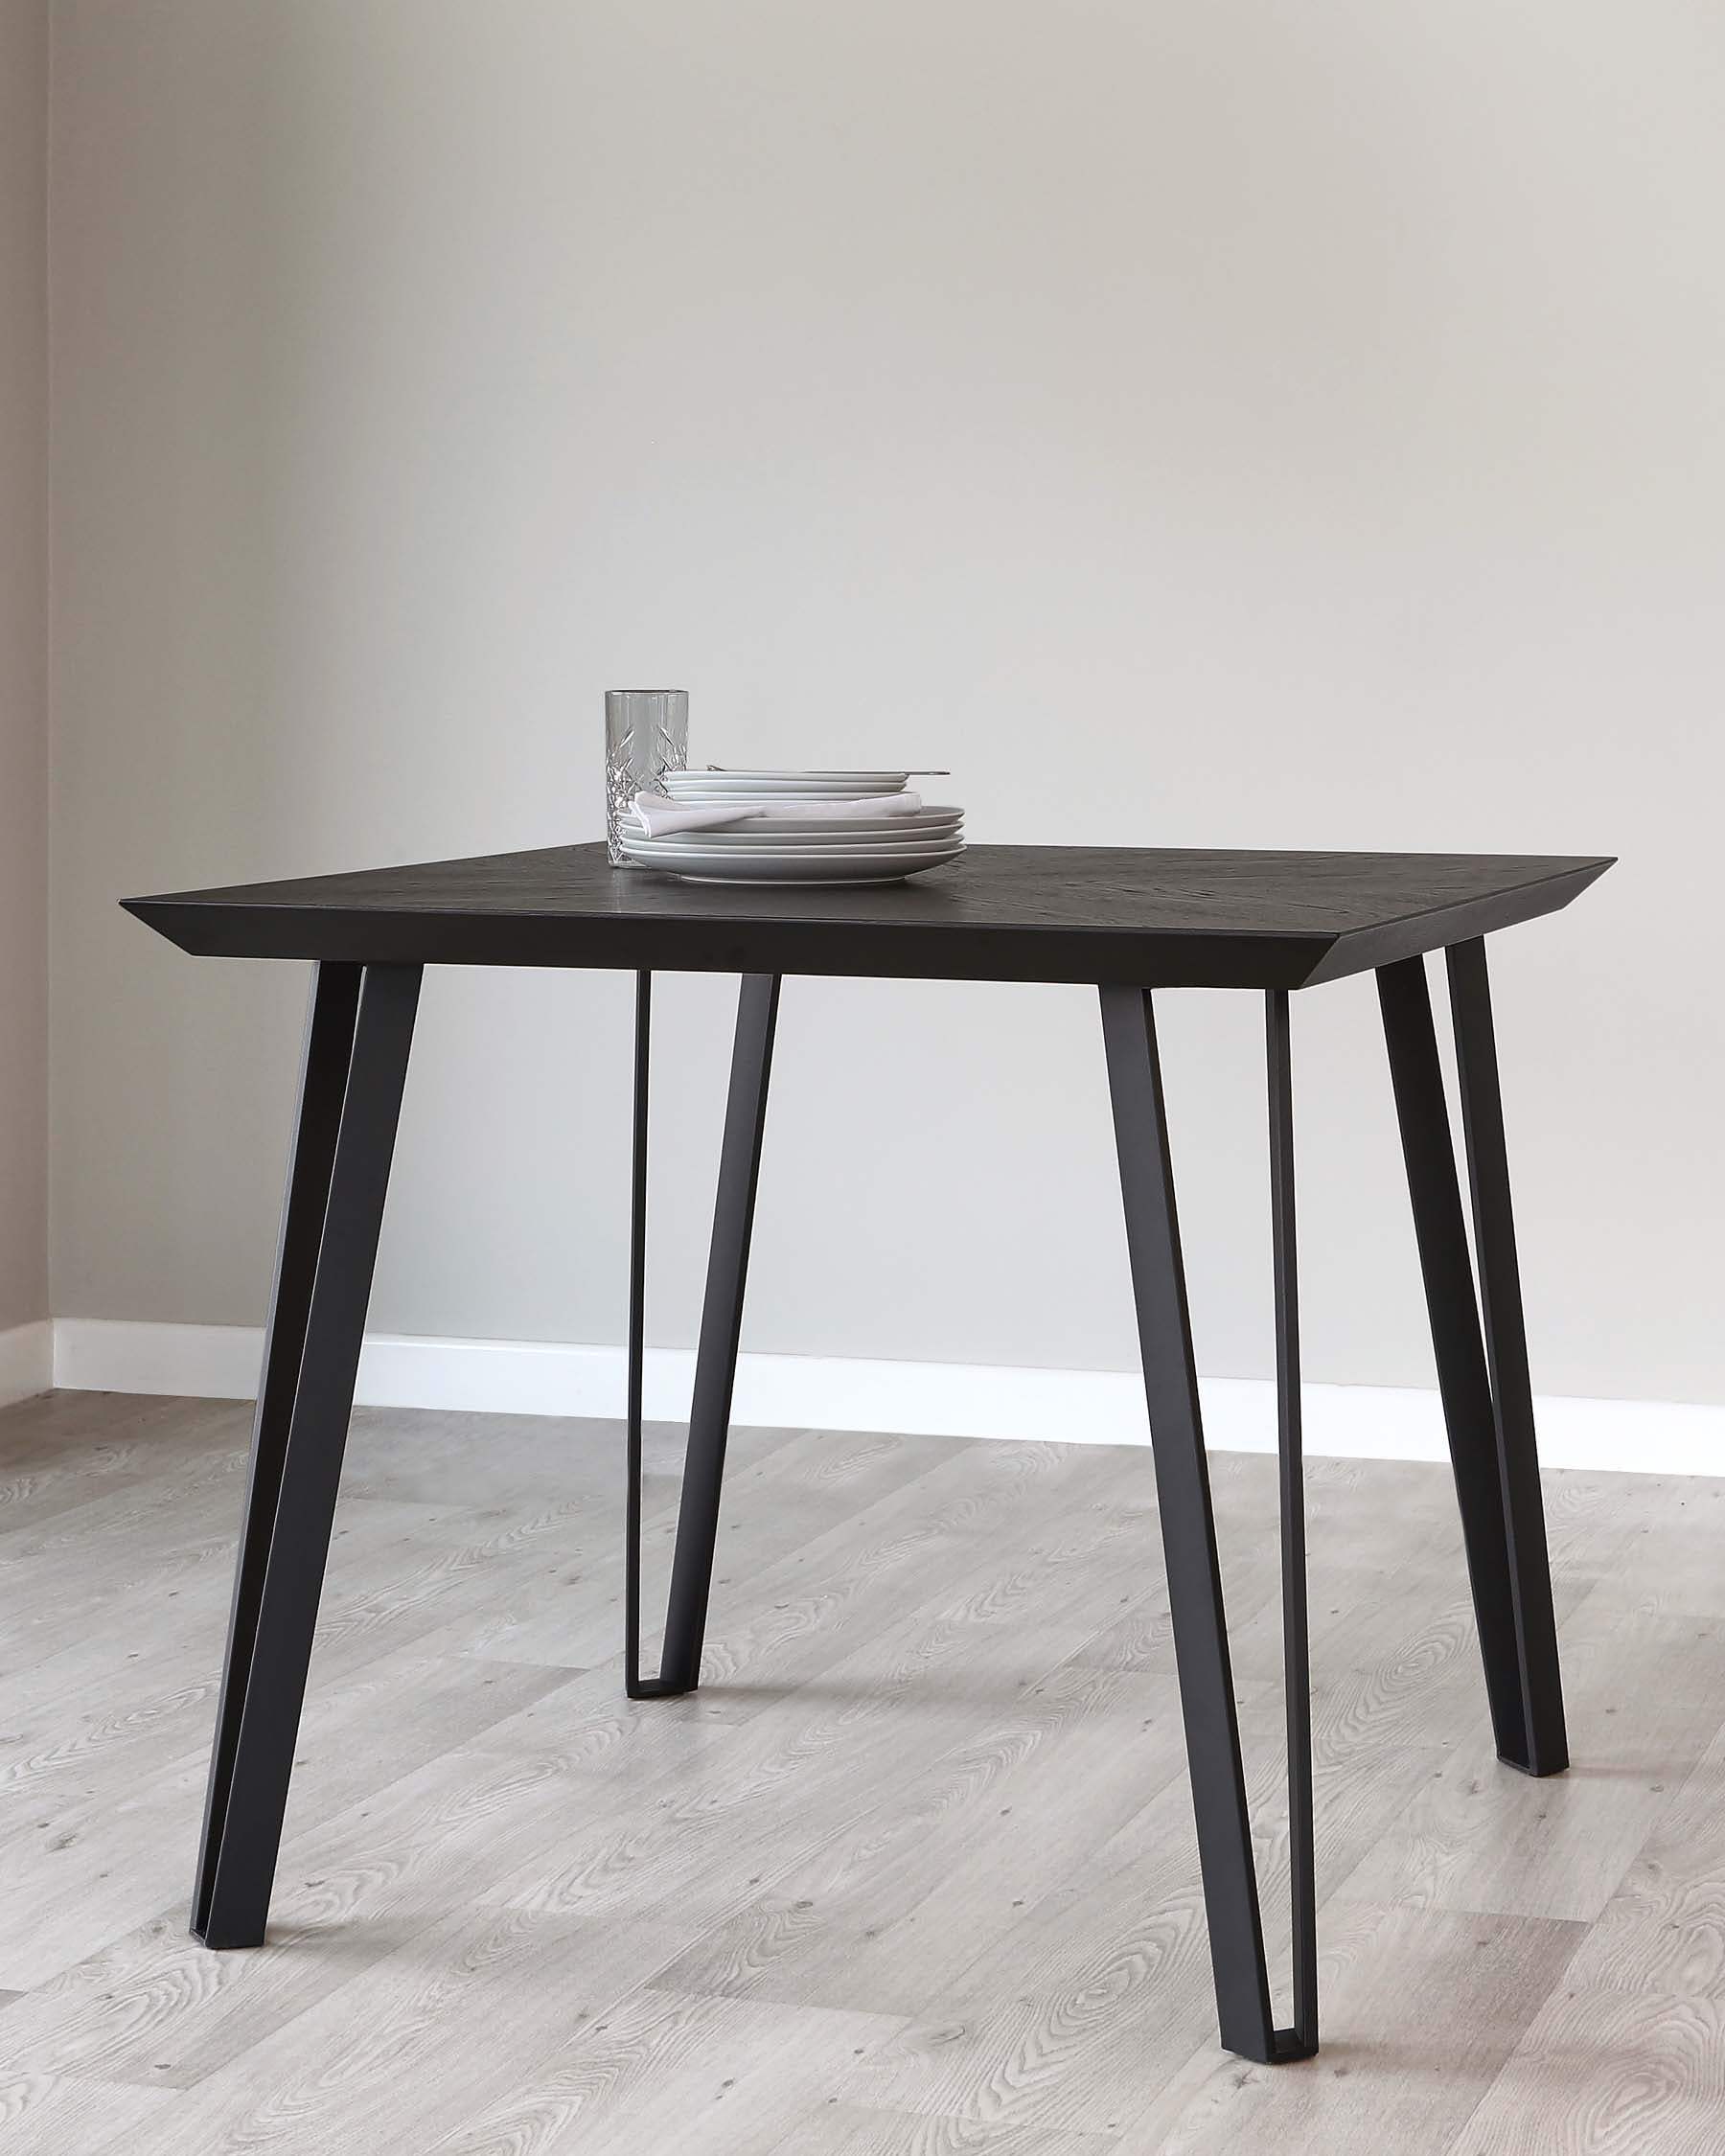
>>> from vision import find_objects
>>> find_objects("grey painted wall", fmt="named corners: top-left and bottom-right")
top-left (48, 2), bottom-right (1722, 1402)
top-left (0, 0), bottom-right (46, 1334)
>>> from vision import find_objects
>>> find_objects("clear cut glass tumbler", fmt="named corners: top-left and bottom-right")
top-left (605, 689), bottom-right (689, 864)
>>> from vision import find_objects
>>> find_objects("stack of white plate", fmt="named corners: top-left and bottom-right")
top-left (618, 769), bottom-right (965, 885)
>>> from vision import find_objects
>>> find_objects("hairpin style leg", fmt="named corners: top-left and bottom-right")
top-left (193, 961), bottom-right (422, 1948)
top-left (626, 971), bottom-right (780, 1699)
top-left (1100, 985), bottom-right (1318, 2066)
top-left (1377, 947), bottom-right (1567, 1778)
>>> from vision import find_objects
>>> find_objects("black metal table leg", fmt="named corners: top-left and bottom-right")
top-left (1268, 988), bottom-right (1319, 2058)
top-left (192, 962), bottom-right (359, 1940)
top-left (624, 972), bottom-right (674, 1700)
top-left (1101, 984), bottom-right (1317, 2065)
top-left (193, 961), bottom-right (422, 1948)
top-left (1446, 940), bottom-right (1567, 1774)
top-left (1378, 949), bottom-right (1567, 1778)
top-left (625, 972), bottom-right (780, 1699)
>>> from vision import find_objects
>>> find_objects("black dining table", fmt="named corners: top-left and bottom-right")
top-left (125, 840), bottom-right (1611, 2064)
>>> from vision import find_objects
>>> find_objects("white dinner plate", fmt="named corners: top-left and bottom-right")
top-left (626, 832), bottom-right (958, 846)
top-left (673, 867), bottom-right (954, 885)
top-left (663, 772), bottom-right (907, 791)
top-left (625, 845), bottom-right (970, 871)
top-left (659, 771), bottom-right (909, 789)
top-left (660, 785), bottom-right (906, 803)
top-left (629, 849), bottom-right (964, 885)
top-left (622, 833), bottom-right (964, 853)
top-left (619, 814), bottom-right (962, 843)
top-left (620, 841), bottom-right (964, 883)
top-left (664, 768), bottom-right (907, 782)
top-left (670, 768), bottom-right (912, 787)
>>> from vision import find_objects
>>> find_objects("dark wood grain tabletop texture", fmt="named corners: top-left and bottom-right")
top-left (125, 843), bottom-right (1612, 987)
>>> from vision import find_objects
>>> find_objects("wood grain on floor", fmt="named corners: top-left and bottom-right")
top-left (1, 1389), bottom-right (1721, 2153)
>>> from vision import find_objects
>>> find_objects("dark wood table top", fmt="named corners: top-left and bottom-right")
top-left (125, 842), bottom-right (1611, 989)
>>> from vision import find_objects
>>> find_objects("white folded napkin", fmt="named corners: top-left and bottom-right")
top-left (631, 790), bottom-right (926, 837)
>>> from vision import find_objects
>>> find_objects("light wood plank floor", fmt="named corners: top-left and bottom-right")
top-left (2, 1388), bottom-right (1723, 2154)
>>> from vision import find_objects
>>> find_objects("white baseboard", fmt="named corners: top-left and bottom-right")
top-left (0, 1319), bottom-right (54, 1410)
top-left (43, 1317), bottom-right (1725, 1477)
